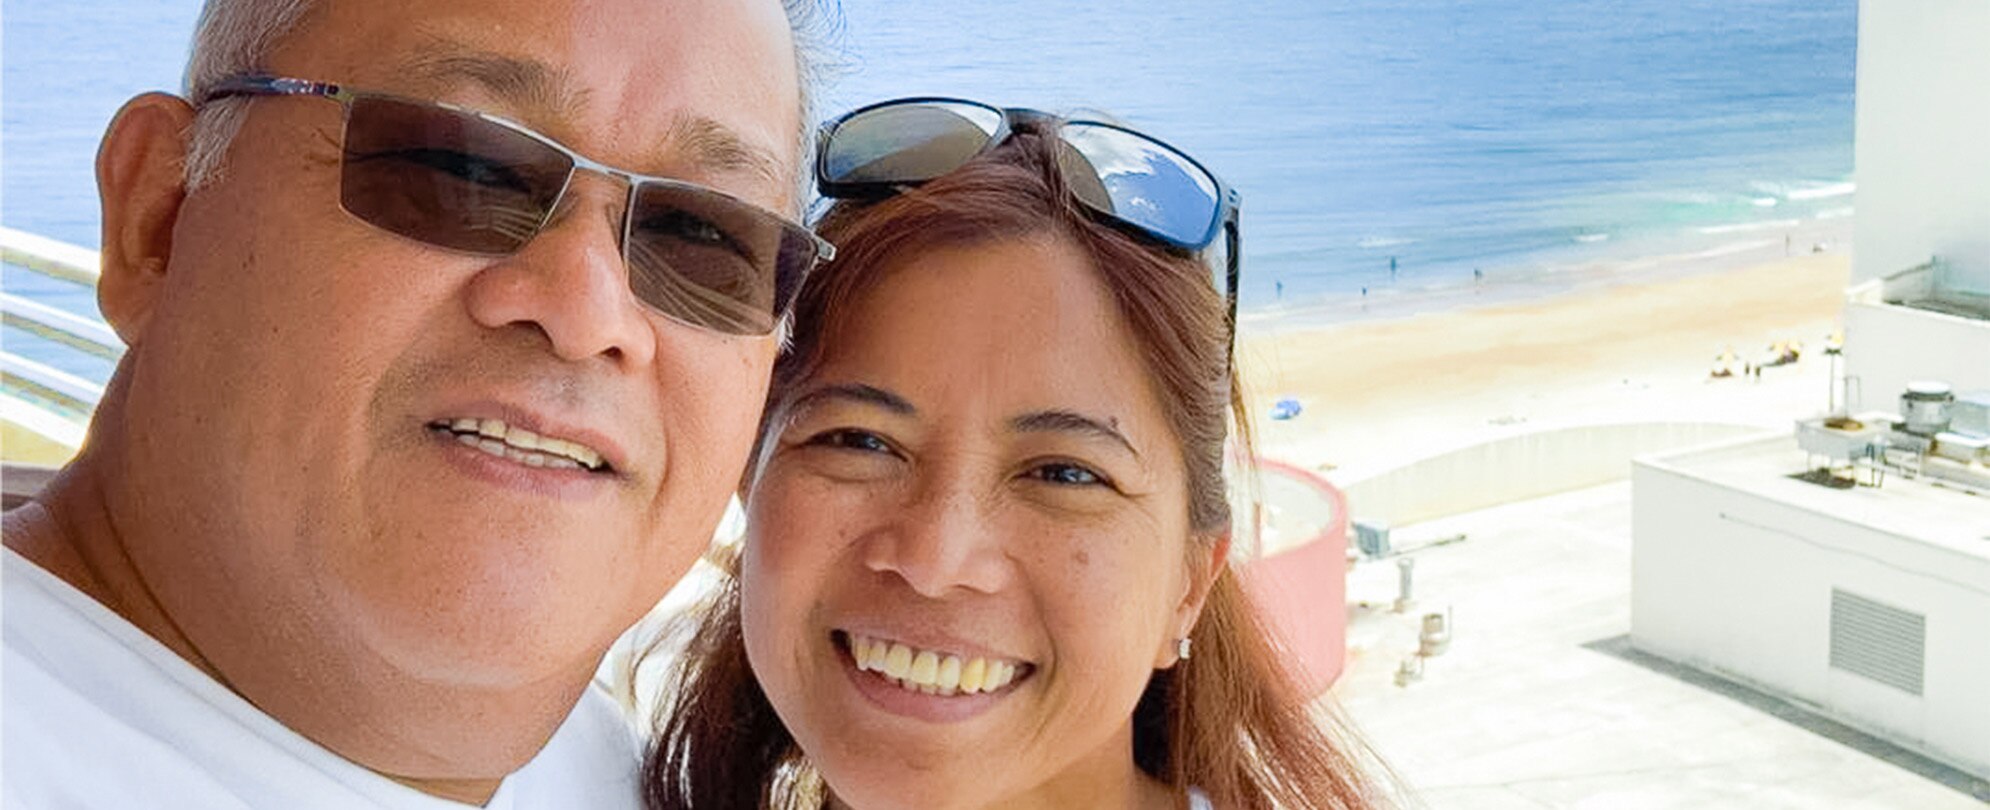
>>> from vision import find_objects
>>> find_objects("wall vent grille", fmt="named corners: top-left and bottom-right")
top-left (1828, 589), bottom-right (1925, 696)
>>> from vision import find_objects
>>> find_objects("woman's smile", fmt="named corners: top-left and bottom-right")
top-left (830, 630), bottom-right (1037, 723)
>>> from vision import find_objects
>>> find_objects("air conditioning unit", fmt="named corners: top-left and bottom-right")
top-left (1353, 520), bottom-right (1391, 558)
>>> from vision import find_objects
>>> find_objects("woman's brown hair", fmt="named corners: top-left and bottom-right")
top-left (643, 123), bottom-right (1385, 810)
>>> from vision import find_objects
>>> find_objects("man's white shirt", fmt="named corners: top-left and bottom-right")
top-left (2, 547), bottom-right (643, 809)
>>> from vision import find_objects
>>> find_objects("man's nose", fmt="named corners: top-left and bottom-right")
top-left (462, 174), bottom-right (656, 367)
top-left (861, 479), bottom-right (1011, 599)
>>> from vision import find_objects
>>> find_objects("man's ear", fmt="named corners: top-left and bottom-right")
top-left (1155, 532), bottom-right (1232, 670)
top-left (96, 92), bottom-right (196, 347)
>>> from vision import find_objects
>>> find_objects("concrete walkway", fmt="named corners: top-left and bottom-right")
top-left (1327, 482), bottom-right (1985, 809)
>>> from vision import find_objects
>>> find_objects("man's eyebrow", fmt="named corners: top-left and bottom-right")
top-left (400, 41), bottom-right (788, 188)
top-left (1010, 410), bottom-right (1141, 460)
top-left (403, 45), bottom-right (587, 120)
top-left (788, 383), bottom-right (917, 417)
top-left (658, 114), bottom-right (791, 190)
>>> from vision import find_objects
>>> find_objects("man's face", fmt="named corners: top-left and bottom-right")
top-left (118, 0), bottom-right (800, 690)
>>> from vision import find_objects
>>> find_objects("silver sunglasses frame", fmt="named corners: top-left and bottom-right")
top-left (199, 74), bottom-right (834, 335)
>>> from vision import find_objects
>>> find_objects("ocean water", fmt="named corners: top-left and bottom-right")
top-left (2, 0), bottom-right (1856, 382)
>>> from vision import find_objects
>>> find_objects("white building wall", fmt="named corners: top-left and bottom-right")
top-left (1631, 450), bottom-right (1990, 781)
top-left (1853, 0), bottom-right (1990, 290)
top-left (1841, 298), bottom-right (1990, 412)
top-left (1337, 421), bottom-right (1765, 527)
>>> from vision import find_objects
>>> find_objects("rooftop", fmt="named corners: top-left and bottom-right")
top-left (1330, 481), bottom-right (1988, 808)
top-left (1866, 257), bottom-right (1990, 322)
top-left (1640, 430), bottom-right (1990, 562)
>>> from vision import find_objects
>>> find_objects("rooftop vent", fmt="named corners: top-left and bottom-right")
top-left (1829, 589), bottom-right (1925, 696)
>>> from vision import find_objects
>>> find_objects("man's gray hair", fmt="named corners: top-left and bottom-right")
top-left (181, 0), bottom-right (840, 198)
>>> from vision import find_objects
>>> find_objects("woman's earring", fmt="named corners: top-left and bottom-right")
top-left (1176, 637), bottom-right (1193, 661)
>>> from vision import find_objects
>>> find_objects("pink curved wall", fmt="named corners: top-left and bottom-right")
top-left (1237, 459), bottom-right (1349, 697)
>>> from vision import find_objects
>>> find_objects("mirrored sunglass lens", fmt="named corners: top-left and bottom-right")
top-left (625, 183), bottom-right (815, 335)
top-left (341, 96), bottom-right (571, 254)
top-left (823, 102), bottom-right (1003, 185)
top-left (1059, 124), bottom-right (1221, 247)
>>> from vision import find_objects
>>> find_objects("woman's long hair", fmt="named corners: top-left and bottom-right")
top-left (643, 123), bottom-right (1385, 810)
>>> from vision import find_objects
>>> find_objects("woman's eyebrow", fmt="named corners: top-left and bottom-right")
top-left (789, 383), bottom-right (917, 416)
top-left (1009, 410), bottom-right (1140, 459)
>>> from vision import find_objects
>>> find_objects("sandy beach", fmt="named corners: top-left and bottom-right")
top-left (1236, 234), bottom-right (1853, 474)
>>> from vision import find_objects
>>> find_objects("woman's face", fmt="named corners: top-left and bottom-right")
top-left (740, 235), bottom-right (1213, 808)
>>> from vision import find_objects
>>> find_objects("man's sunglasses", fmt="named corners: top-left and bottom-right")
top-left (198, 75), bottom-right (833, 337)
top-left (815, 97), bottom-right (1241, 332)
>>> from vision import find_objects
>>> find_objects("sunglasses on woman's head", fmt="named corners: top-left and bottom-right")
top-left (198, 75), bottom-right (833, 337)
top-left (815, 97), bottom-right (1241, 336)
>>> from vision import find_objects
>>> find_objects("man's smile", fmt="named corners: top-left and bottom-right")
top-left (429, 417), bottom-right (611, 472)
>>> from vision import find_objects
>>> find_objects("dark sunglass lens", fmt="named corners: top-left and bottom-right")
top-left (625, 183), bottom-right (816, 335)
top-left (1059, 124), bottom-right (1221, 248)
top-left (340, 96), bottom-right (571, 254)
top-left (822, 102), bottom-right (1004, 186)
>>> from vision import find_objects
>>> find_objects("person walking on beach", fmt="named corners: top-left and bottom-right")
top-left (1, 0), bottom-right (829, 807)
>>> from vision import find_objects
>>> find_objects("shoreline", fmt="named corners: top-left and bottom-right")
top-left (1240, 217), bottom-right (1853, 331)
top-left (1236, 226), bottom-right (1853, 474)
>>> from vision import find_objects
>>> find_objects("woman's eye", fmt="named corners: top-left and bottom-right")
top-left (805, 429), bottom-right (894, 455)
top-left (1027, 462), bottom-right (1106, 487)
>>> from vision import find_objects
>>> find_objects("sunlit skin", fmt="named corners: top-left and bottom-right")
top-left (1, 0), bottom-right (800, 801)
top-left (740, 236), bottom-right (1227, 810)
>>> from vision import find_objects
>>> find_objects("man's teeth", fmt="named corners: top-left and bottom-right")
top-left (443, 418), bottom-right (604, 471)
top-left (849, 634), bottom-right (1021, 697)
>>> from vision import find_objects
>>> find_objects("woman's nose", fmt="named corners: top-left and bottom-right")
top-left (861, 483), bottom-right (1010, 599)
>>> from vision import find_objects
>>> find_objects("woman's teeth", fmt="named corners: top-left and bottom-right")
top-left (849, 634), bottom-right (1021, 696)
